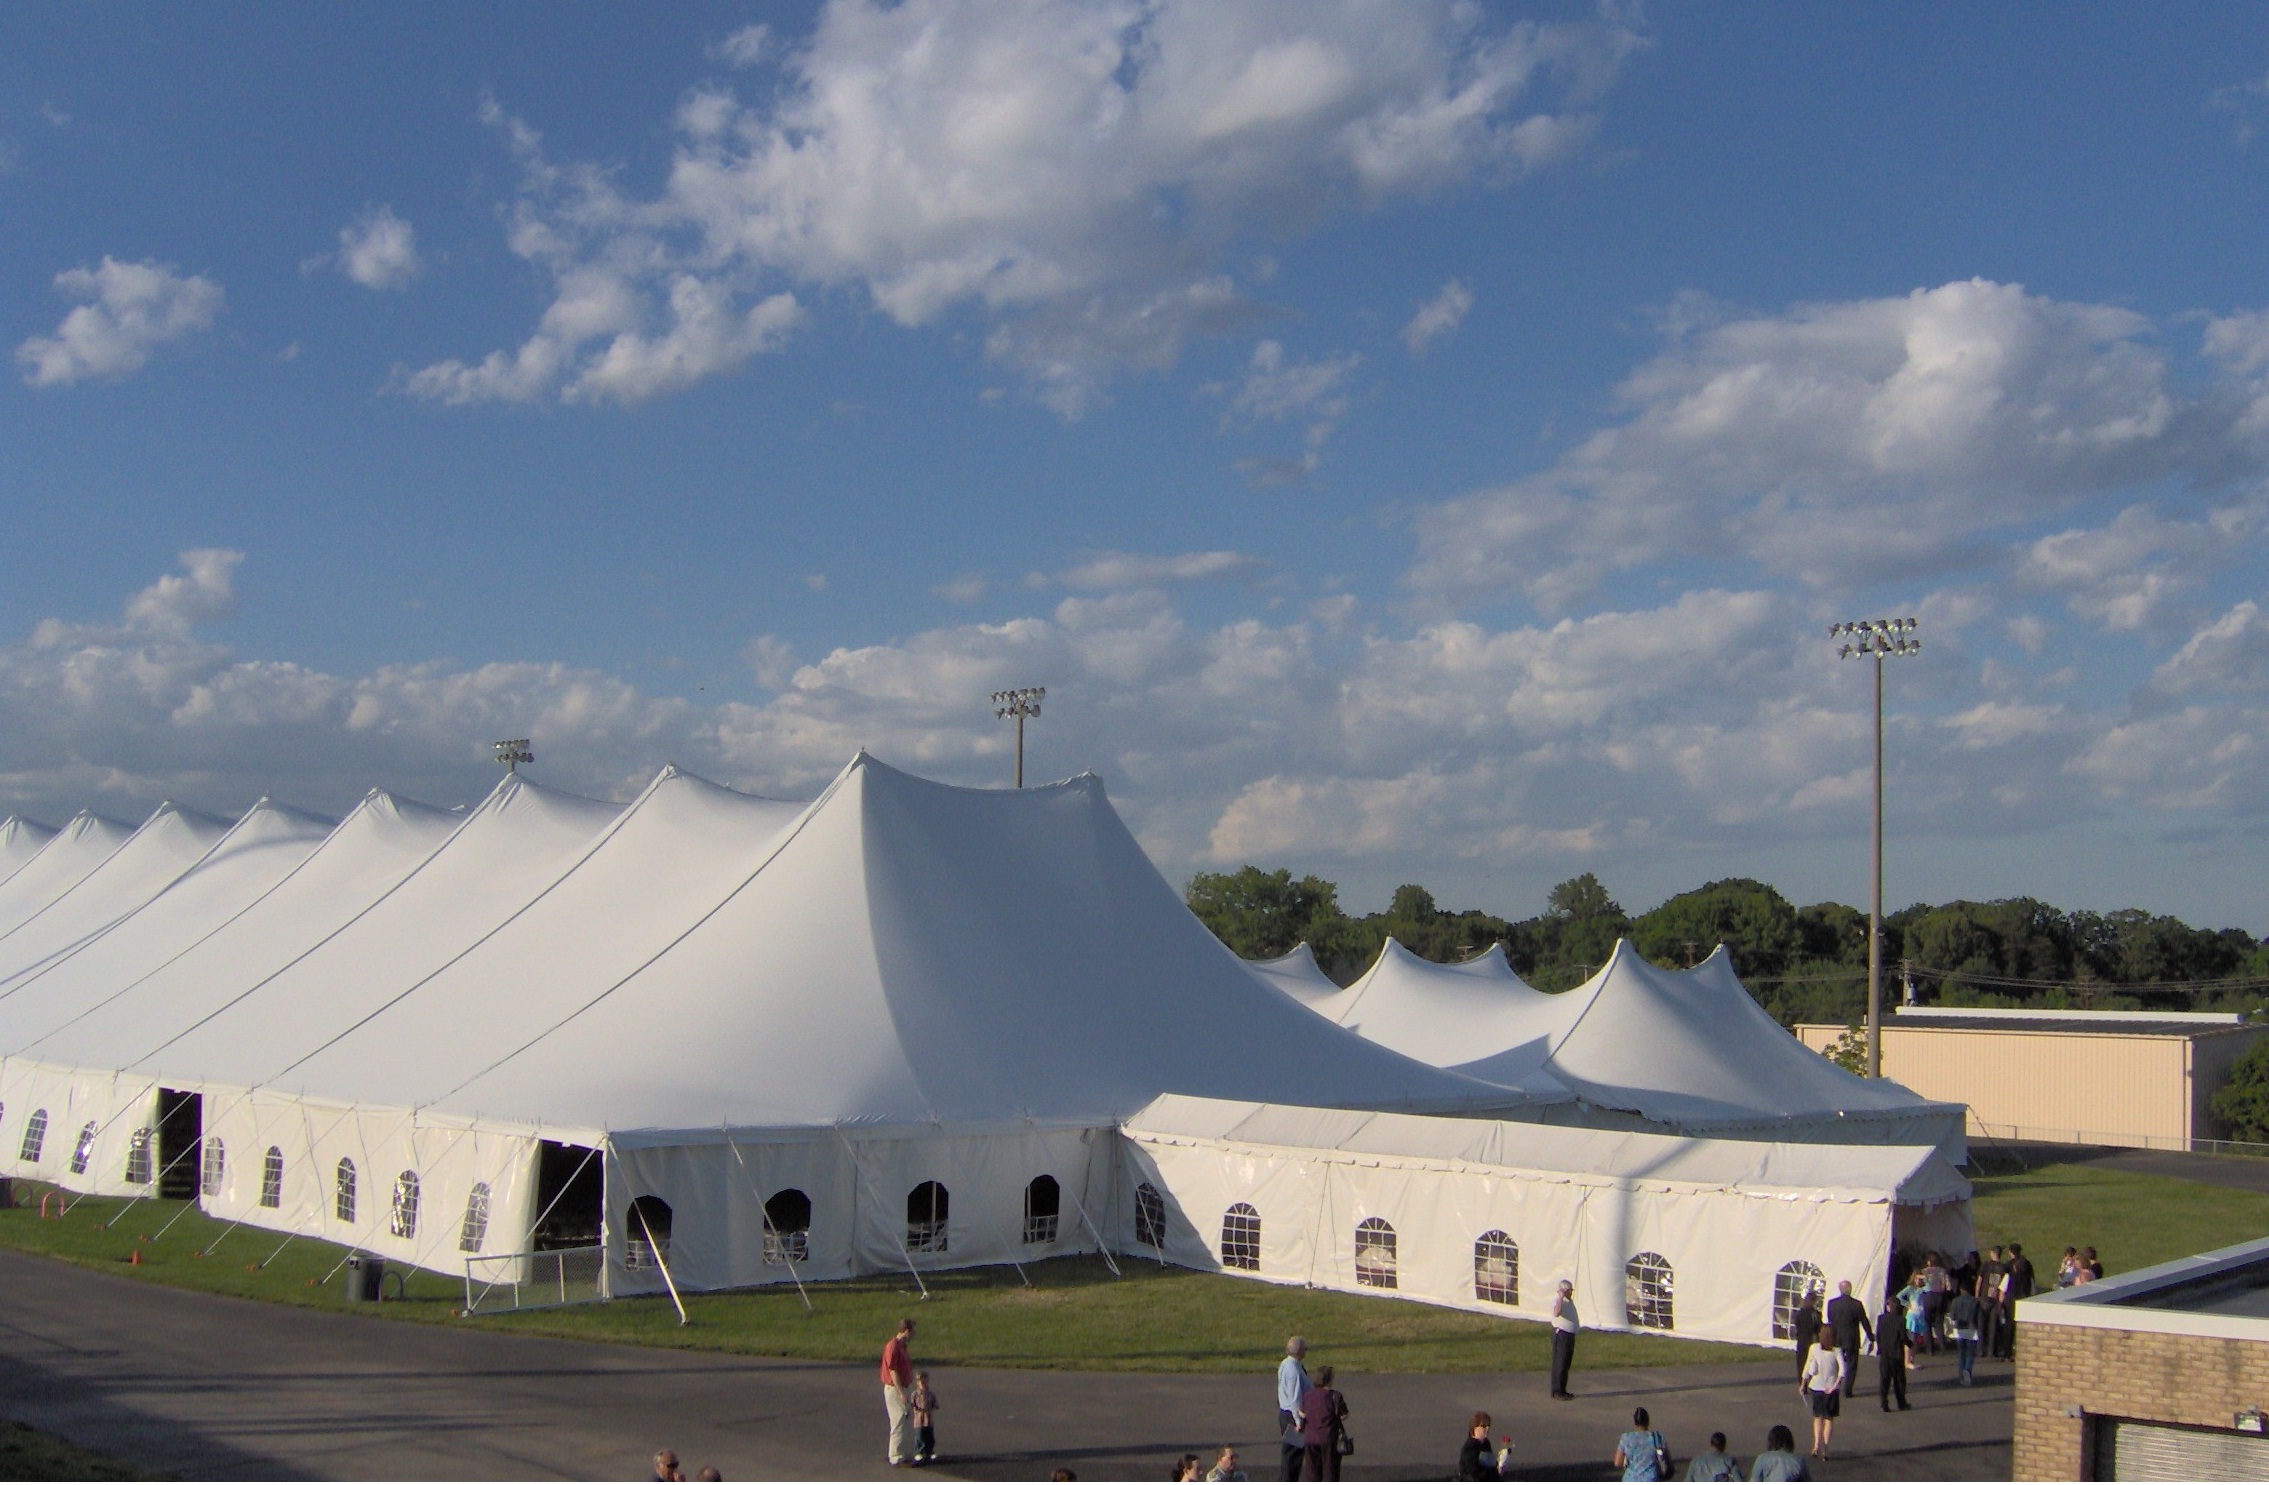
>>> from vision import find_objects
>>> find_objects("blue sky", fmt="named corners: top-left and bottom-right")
top-left (7, 2), bottom-right (2269, 929)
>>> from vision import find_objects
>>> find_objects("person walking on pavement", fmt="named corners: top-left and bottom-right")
top-left (1800, 1321), bottom-right (1844, 1461)
top-left (880, 1318), bottom-right (918, 1467)
top-left (1825, 1280), bottom-right (1872, 1398)
top-left (1875, 1292), bottom-right (1909, 1411)
top-left (1549, 1279), bottom-right (1580, 1400)
top-left (1276, 1336), bottom-right (1310, 1481)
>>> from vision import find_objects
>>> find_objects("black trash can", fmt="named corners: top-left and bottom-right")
top-left (346, 1252), bottom-right (384, 1302)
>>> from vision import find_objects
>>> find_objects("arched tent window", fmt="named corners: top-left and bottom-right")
top-left (1133, 1183), bottom-right (1167, 1252)
top-left (259, 1147), bottom-right (283, 1208)
top-left (906, 1181), bottom-right (949, 1254)
top-left (18, 1109), bottom-right (44, 1164)
top-left (124, 1129), bottom-right (154, 1186)
top-left (69, 1121), bottom-right (99, 1176)
top-left (1220, 1203), bottom-right (1261, 1272)
top-left (334, 1157), bottom-right (357, 1224)
top-left (1773, 1261), bottom-right (1827, 1341)
top-left (459, 1183), bottom-right (492, 1254)
top-left (1355, 1217), bottom-right (1398, 1289)
top-left (1023, 1175), bottom-right (1061, 1246)
top-left (1475, 1231), bottom-right (1519, 1306)
top-left (201, 1137), bottom-right (226, 1198)
top-left (764, 1188), bottom-right (812, 1264)
top-left (1626, 1252), bottom-right (1675, 1331)
top-left (390, 1171), bottom-right (420, 1239)
top-left (625, 1194), bottom-right (674, 1270)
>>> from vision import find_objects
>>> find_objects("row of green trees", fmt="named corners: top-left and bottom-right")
top-left (1186, 866), bottom-right (2269, 1027)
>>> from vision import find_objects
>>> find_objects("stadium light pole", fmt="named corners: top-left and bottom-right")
top-left (991, 688), bottom-right (1044, 788)
top-left (493, 738), bottom-right (533, 775)
top-left (1830, 618), bottom-right (1920, 1079)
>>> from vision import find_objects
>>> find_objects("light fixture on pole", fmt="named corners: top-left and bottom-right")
top-left (1829, 617), bottom-right (1920, 1079)
top-left (493, 738), bottom-right (533, 775)
top-left (990, 688), bottom-right (1044, 788)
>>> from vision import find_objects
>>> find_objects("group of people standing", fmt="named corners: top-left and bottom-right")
top-left (1274, 1337), bottom-right (1352, 1481)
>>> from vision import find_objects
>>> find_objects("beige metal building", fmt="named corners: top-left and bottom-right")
top-left (1794, 1007), bottom-right (2266, 1150)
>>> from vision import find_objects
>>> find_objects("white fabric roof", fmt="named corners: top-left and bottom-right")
top-left (0, 801), bottom-right (336, 1058)
top-left (134, 774), bottom-right (620, 1094)
top-left (0, 818), bottom-right (57, 888)
top-left (31, 789), bottom-right (464, 1080)
top-left (0, 804), bottom-right (229, 986)
top-left (1451, 939), bottom-right (1957, 1132)
top-left (1128, 1093), bottom-right (1972, 1207)
top-left (1309, 938), bottom-right (1563, 1080)
top-left (0, 812), bottom-right (133, 938)
top-left (266, 755), bottom-right (1545, 1140)
top-left (1245, 942), bottom-right (1341, 1007)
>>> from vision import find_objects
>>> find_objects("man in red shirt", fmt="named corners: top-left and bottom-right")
top-left (881, 1318), bottom-right (917, 1466)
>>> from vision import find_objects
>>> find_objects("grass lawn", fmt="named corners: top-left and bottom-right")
top-left (1968, 1151), bottom-right (2269, 1275)
top-left (0, 1418), bottom-right (153, 1480)
top-left (6, 1154), bottom-right (2259, 1377)
top-left (0, 1182), bottom-right (1751, 1373)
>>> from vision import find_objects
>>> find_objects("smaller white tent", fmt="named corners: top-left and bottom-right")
top-left (1310, 938), bottom-right (1564, 1085)
top-left (1121, 1094), bottom-right (1971, 1348)
top-left (1244, 943), bottom-right (1343, 1008)
top-left (1470, 942), bottom-right (1966, 1157)
top-left (0, 819), bottom-right (57, 888)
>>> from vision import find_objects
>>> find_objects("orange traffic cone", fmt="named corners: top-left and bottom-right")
top-left (128, 1250), bottom-right (141, 1265)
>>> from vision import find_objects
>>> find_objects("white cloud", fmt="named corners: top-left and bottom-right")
top-left (1410, 279), bottom-right (2187, 608)
top-left (336, 205), bottom-right (422, 290)
top-left (715, 23), bottom-right (771, 67)
top-left (1226, 340), bottom-right (1358, 426)
top-left (413, 0), bottom-right (1637, 409)
top-left (10, 554), bottom-right (2264, 909)
top-left (933, 574), bottom-right (989, 604)
top-left (2150, 600), bottom-right (2269, 698)
top-left (2016, 504), bottom-right (2247, 632)
top-left (1403, 278), bottom-right (1473, 353)
top-left (16, 257), bottom-right (223, 386)
top-left (1054, 550), bottom-right (1259, 590)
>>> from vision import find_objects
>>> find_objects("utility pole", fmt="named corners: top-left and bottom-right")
top-left (990, 689), bottom-right (1044, 788)
top-left (1831, 618), bottom-right (1920, 1078)
top-left (493, 738), bottom-right (532, 775)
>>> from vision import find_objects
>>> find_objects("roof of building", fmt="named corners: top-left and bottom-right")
top-left (1870, 1010), bottom-right (2260, 1038)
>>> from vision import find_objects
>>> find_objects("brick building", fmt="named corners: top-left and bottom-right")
top-left (2016, 1236), bottom-right (2269, 1479)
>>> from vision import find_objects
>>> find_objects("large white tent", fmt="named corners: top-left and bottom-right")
top-left (1245, 942), bottom-right (1342, 1008)
top-left (0, 756), bottom-right (1543, 1294)
top-left (1121, 1094), bottom-right (1972, 1347)
top-left (1272, 936), bottom-right (1966, 1159)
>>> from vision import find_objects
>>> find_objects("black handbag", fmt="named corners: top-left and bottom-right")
top-left (1334, 1430), bottom-right (1355, 1457)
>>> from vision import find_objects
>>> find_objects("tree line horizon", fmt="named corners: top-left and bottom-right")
top-left (1186, 866), bottom-right (2269, 1029)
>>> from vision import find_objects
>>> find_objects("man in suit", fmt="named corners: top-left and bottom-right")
top-left (1875, 1293), bottom-right (1910, 1411)
top-left (1826, 1279), bottom-right (1874, 1397)
top-left (2000, 1244), bottom-right (2036, 1360)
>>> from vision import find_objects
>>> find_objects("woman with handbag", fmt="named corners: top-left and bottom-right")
top-left (1297, 1365), bottom-right (1350, 1481)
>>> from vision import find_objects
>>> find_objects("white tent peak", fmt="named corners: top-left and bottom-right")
top-left (1246, 941), bottom-right (1341, 1008)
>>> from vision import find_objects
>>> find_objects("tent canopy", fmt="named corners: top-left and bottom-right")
top-left (0, 800), bottom-right (337, 1058)
top-left (271, 755), bottom-right (1551, 1141)
top-left (1246, 942), bottom-right (1341, 1008)
top-left (0, 812), bottom-right (134, 939)
top-left (0, 804), bottom-right (229, 986)
top-left (0, 818), bottom-right (57, 888)
top-left (1311, 937), bottom-right (1563, 1080)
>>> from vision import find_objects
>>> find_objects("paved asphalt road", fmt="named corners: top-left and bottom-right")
top-left (0, 1249), bottom-right (2009, 1480)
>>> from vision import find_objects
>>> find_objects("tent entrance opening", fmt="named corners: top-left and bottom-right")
top-left (156, 1090), bottom-right (201, 1202)
top-left (532, 1140), bottom-right (602, 1250)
